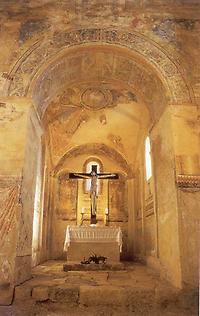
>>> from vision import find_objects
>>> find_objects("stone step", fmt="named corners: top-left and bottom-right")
top-left (14, 282), bottom-right (198, 316)
top-left (13, 272), bottom-right (198, 316)
top-left (10, 261), bottom-right (199, 316)
top-left (13, 277), bottom-right (175, 308)
top-left (15, 283), bottom-right (79, 304)
top-left (63, 261), bottom-right (125, 271)
top-left (79, 284), bottom-right (155, 309)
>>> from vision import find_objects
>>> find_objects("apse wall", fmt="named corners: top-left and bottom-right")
top-left (49, 153), bottom-right (132, 260)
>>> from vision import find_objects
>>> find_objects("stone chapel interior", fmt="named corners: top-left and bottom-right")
top-left (0, 0), bottom-right (199, 311)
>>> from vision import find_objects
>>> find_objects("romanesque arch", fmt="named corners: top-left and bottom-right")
top-left (4, 28), bottom-right (193, 108)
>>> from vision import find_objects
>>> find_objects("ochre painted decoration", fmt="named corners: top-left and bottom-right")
top-left (56, 177), bottom-right (77, 220)
top-left (108, 179), bottom-right (127, 222)
top-left (176, 174), bottom-right (200, 189)
top-left (0, 176), bottom-right (21, 291)
top-left (6, 29), bottom-right (192, 108)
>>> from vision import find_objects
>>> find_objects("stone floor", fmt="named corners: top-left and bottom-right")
top-left (0, 260), bottom-right (198, 316)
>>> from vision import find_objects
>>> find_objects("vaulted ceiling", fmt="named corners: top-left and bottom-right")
top-left (34, 46), bottom-right (159, 170)
top-left (0, 0), bottom-right (198, 175)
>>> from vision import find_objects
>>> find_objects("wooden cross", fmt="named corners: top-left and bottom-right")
top-left (69, 165), bottom-right (118, 224)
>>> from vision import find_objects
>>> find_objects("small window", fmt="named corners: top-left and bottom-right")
top-left (85, 160), bottom-right (100, 194)
top-left (145, 136), bottom-right (152, 181)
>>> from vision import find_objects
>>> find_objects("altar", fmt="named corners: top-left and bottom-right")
top-left (64, 225), bottom-right (122, 262)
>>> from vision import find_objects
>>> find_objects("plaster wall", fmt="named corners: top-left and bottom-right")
top-left (151, 106), bottom-right (182, 288)
top-left (171, 105), bottom-right (200, 288)
top-left (133, 131), bottom-right (157, 262)
top-left (0, 99), bottom-right (31, 303)
top-left (178, 190), bottom-right (199, 288)
top-left (172, 105), bottom-right (199, 174)
top-left (0, 177), bottom-right (21, 305)
top-left (0, 98), bottom-right (30, 175)
top-left (39, 153), bottom-right (51, 264)
top-left (50, 153), bottom-right (130, 260)
top-left (144, 215), bottom-right (156, 257)
top-left (55, 154), bottom-right (129, 175)
top-left (134, 163), bottom-right (145, 260)
top-left (127, 178), bottom-right (135, 259)
top-left (15, 107), bottom-right (43, 283)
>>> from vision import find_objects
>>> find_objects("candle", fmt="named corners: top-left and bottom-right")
top-left (105, 208), bottom-right (109, 215)
top-left (81, 207), bottom-right (85, 214)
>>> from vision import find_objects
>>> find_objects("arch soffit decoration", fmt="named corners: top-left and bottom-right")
top-left (5, 28), bottom-right (193, 110)
top-left (53, 143), bottom-right (133, 179)
top-left (30, 45), bottom-right (169, 121)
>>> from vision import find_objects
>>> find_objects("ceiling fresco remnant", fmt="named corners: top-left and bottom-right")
top-left (42, 70), bottom-right (146, 170)
top-left (0, 22), bottom-right (194, 178)
top-left (30, 46), bottom-right (168, 123)
top-left (43, 103), bottom-right (78, 125)
top-left (0, 2), bottom-right (198, 191)
top-left (0, 0), bottom-right (198, 107)
top-left (44, 77), bottom-right (150, 171)
top-left (4, 28), bottom-right (192, 106)
top-left (0, 24), bottom-right (192, 184)
top-left (107, 134), bottom-right (125, 153)
top-left (0, 102), bottom-right (23, 123)
top-left (81, 87), bottom-right (113, 111)
top-left (19, 19), bottom-right (50, 44)
top-left (43, 82), bottom-right (139, 123)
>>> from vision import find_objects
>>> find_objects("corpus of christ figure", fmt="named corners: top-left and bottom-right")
top-left (69, 165), bottom-right (118, 224)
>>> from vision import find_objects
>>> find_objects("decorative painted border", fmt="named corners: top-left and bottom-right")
top-left (145, 196), bottom-right (154, 216)
top-left (5, 28), bottom-right (193, 104)
top-left (176, 174), bottom-right (200, 188)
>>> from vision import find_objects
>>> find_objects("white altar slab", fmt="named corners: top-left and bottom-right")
top-left (64, 225), bottom-right (122, 262)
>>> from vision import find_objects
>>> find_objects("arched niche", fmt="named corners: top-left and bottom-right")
top-left (53, 143), bottom-right (133, 178)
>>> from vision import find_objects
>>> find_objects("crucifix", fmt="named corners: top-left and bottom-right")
top-left (69, 165), bottom-right (119, 224)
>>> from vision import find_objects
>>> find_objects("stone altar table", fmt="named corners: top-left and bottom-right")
top-left (64, 225), bottom-right (122, 262)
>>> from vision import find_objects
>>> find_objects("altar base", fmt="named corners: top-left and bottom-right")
top-left (67, 242), bottom-right (120, 262)
top-left (64, 226), bottom-right (122, 263)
